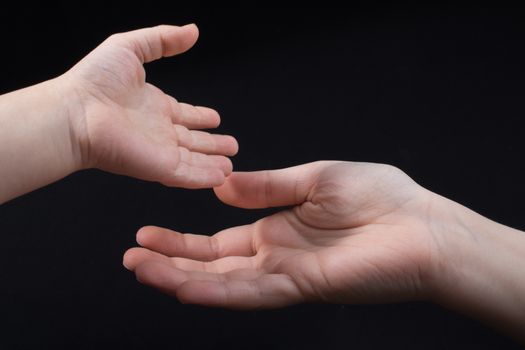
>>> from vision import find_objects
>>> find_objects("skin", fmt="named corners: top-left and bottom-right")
top-left (0, 24), bottom-right (238, 204)
top-left (0, 22), bottom-right (523, 344)
top-left (124, 161), bottom-right (525, 342)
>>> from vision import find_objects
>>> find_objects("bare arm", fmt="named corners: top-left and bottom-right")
top-left (430, 197), bottom-right (525, 340)
top-left (124, 161), bottom-right (525, 343)
top-left (0, 78), bottom-right (80, 203)
top-left (0, 24), bottom-right (238, 204)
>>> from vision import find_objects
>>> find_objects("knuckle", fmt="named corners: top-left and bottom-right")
top-left (106, 32), bottom-right (124, 43)
top-left (208, 236), bottom-right (222, 259)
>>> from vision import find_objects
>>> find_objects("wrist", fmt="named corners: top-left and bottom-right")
top-left (426, 192), bottom-right (525, 339)
top-left (0, 76), bottom-right (86, 203)
top-left (53, 73), bottom-right (91, 171)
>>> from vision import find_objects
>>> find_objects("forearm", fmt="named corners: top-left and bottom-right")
top-left (0, 77), bottom-right (82, 204)
top-left (430, 195), bottom-right (525, 341)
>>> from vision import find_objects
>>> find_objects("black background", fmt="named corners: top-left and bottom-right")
top-left (0, 2), bottom-right (524, 349)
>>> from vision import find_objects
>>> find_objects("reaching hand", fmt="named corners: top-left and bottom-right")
top-left (64, 24), bottom-right (238, 188)
top-left (124, 161), bottom-right (446, 308)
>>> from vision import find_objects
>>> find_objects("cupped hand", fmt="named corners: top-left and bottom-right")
top-left (124, 161), bottom-right (446, 308)
top-left (64, 24), bottom-right (238, 188)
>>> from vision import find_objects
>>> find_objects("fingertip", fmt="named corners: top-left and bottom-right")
top-left (205, 157), bottom-right (230, 182)
top-left (122, 249), bottom-right (133, 270)
top-left (157, 23), bottom-right (199, 56)
top-left (225, 136), bottom-right (239, 156)
top-left (196, 106), bottom-right (221, 128)
top-left (212, 169), bottom-right (227, 187)
top-left (136, 226), bottom-right (157, 246)
top-left (183, 23), bottom-right (199, 36)
top-left (233, 137), bottom-right (239, 155)
top-left (181, 23), bottom-right (199, 45)
top-left (212, 172), bottom-right (260, 209)
top-left (213, 178), bottom-right (234, 204)
top-left (211, 110), bottom-right (221, 127)
top-left (123, 247), bottom-right (150, 271)
top-left (222, 157), bottom-right (233, 176)
top-left (186, 168), bottom-right (226, 189)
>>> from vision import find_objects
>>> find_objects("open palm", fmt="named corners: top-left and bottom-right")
top-left (65, 24), bottom-right (237, 188)
top-left (124, 161), bottom-right (442, 308)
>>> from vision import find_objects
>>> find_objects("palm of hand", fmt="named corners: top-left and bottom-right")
top-left (65, 25), bottom-right (237, 188)
top-left (252, 163), bottom-right (434, 304)
top-left (125, 162), bottom-right (439, 308)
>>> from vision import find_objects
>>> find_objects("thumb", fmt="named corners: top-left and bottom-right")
top-left (214, 161), bottom-right (337, 209)
top-left (111, 24), bottom-right (199, 63)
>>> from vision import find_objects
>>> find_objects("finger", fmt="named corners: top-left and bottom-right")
top-left (123, 247), bottom-right (171, 271)
top-left (136, 261), bottom-right (261, 285)
top-left (175, 125), bottom-right (238, 156)
top-left (133, 260), bottom-right (259, 293)
top-left (168, 161), bottom-right (225, 189)
top-left (171, 256), bottom-right (255, 273)
top-left (163, 146), bottom-right (233, 188)
top-left (113, 24), bottom-right (199, 63)
top-left (170, 101), bottom-right (221, 129)
top-left (136, 224), bottom-right (256, 261)
top-left (168, 97), bottom-right (221, 129)
top-left (133, 261), bottom-right (300, 309)
top-left (164, 147), bottom-right (233, 189)
top-left (179, 147), bottom-right (233, 175)
top-left (176, 274), bottom-right (303, 309)
top-left (123, 247), bottom-right (255, 273)
top-left (214, 161), bottom-right (340, 209)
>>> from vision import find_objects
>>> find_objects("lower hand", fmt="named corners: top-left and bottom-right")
top-left (124, 161), bottom-right (448, 308)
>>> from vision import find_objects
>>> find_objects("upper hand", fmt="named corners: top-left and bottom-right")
top-left (124, 161), bottom-right (449, 308)
top-left (63, 24), bottom-right (238, 188)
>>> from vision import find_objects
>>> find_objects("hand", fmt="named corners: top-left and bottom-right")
top-left (63, 24), bottom-right (238, 188)
top-left (124, 161), bottom-right (448, 308)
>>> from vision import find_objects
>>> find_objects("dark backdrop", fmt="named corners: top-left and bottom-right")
top-left (0, 2), bottom-right (523, 349)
